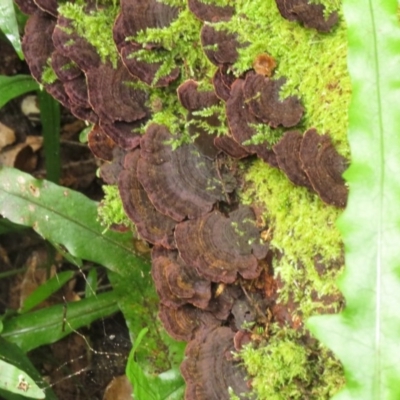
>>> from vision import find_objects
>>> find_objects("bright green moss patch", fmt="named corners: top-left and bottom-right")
top-left (41, 64), bottom-right (58, 85)
top-left (225, 0), bottom-right (351, 155)
top-left (239, 327), bottom-right (345, 399)
top-left (58, 2), bottom-right (119, 67)
top-left (97, 185), bottom-right (132, 231)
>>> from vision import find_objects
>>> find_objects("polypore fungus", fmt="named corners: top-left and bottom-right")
top-left (188, 0), bottom-right (234, 22)
top-left (86, 61), bottom-right (149, 123)
top-left (201, 25), bottom-right (240, 66)
top-left (151, 246), bottom-right (211, 309)
top-left (175, 206), bottom-right (268, 283)
top-left (213, 66), bottom-right (236, 101)
top-left (158, 303), bottom-right (220, 342)
top-left (273, 130), bottom-right (313, 190)
top-left (137, 124), bottom-right (236, 221)
top-left (88, 125), bottom-right (116, 162)
top-left (114, 0), bottom-right (180, 86)
top-left (299, 128), bottom-right (348, 207)
top-left (243, 72), bottom-right (304, 128)
top-left (226, 79), bottom-right (277, 166)
top-left (118, 150), bottom-right (177, 248)
top-left (275, 0), bottom-right (338, 32)
top-left (181, 326), bottom-right (251, 400)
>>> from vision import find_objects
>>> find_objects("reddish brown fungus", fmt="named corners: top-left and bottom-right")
top-left (226, 79), bottom-right (278, 166)
top-left (34, 0), bottom-right (58, 17)
top-left (177, 80), bottom-right (220, 111)
top-left (100, 120), bottom-right (144, 151)
top-left (118, 151), bottom-right (177, 248)
top-left (243, 73), bottom-right (304, 128)
top-left (275, 0), bottom-right (338, 32)
top-left (175, 207), bottom-right (268, 284)
top-left (181, 326), bottom-right (251, 400)
top-left (51, 52), bottom-right (81, 82)
top-left (253, 53), bottom-right (277, 77)
top-left (158, 303), bottom-right (220, 342)
top-left (188, 0), bottom-right (234, 22)
top-left (200, 25), bottom-right (240, 66)
top-left (151, 246), bottom-right (211, 309)
top-left (299, 128), bottom-right (348, 207)
top-left (137, 124), bottom-right (236, 221)
top-left (86, 62), bottom-right (149, 123)
top-left (273, 130), bottom-right (313, 190)
top-left (214, 135), bottom-right (250, 159)
top-left (213, 66), bottom-right (236, 101)
top-left (87, 125), bottom-right (116, 162)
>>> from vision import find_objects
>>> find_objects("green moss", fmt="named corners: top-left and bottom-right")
top-left (58, 2), bottom-right (119, 67)
top-left (238, 327), bottom-right (345, 399)
top-left (97, 185), bottom-right (133, 231)
top-left (41, 64), bottom-right (58, 85)
top-left (128, 7), bottom-right (213, 85)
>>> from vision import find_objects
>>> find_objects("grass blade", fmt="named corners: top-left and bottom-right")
top-left (0, 0), bottom-right (24, 59)
top-left (0, 75), bottom-right (39, 108)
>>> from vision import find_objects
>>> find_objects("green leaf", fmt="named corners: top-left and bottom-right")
top-left (0, 337), bottom-right (57, 400)
top-left (0, 359), bottom-right (45, 399)
top-left (0, 75), bottom-right (39, 108)
top-left (0, 167), bottom-right (149, 280)
top-left (1, 290), bottom-right (119, 352)
top-left (38, 91), bottom-right (61, 183)
top-left (0, 0), bottom-right (24, 59)
top-left (307, 1), bottom-right (400, 399)
top-left (126, 329), bottom-right (185, 400)
top-left (19, 270), bottom-right (75, 314)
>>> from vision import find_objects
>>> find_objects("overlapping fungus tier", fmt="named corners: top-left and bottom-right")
top-left (175, 207), bottom-right (268, 283)
top-left (19, 1), bottom-right (345, 398)
top-left (137, 123), bottom-right (236, 221)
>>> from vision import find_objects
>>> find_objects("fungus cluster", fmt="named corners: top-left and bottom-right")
top-left (19, 0), bottom-right (345, 398)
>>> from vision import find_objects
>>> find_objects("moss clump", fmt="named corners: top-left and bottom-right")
top-left (58, 1), bottom-right (119, 67)
top-left (238, 327), bottom-right (345, 399)
top-left (41, 64), bottom-right (58, 85)
top-left (97, 185), bottom-right (132, 230)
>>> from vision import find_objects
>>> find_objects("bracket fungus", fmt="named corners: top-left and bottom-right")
top-left (188, 0), bottom-right (234, 22)
top-left (226, 79), bottom-right (277, 165)
top-left (175, 206), bottom-right (268, 284)
top-left (243, 73), bottom-right (304, 128)
top-left (213, 66), bottom-right (236, 101)
top-left (158, 303), bottom-right (220, 342)
top-left (86, 62), bottom-right (149, 123)
top-left (114, 0), bottom-right (180, 87)
top-left (272, 130), bottom-right (314, 190)
top-left (201, 24), bottom-right (240, 67)
top-left (151, 246), bottom-right (211, 309)
top-left (118, 150), bottom-right (177, 248)
top-left (275, 0), bottom-right (338, 32)
top-left (181, 326), bottom-right (251, 400)
top-left (87, 125), bottom-right (116, 162)
top-left (137, 124), bottom-right (236, 221)
top-left (299, 128), bottom-right (348, 207)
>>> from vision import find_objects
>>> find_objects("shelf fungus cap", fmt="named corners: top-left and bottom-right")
top-left (51, 52), bottom-right (82, 82)
top-left (181, 326), bottom-right (251, 400)
top-left (226, 79), bottom-right (277, 166)
top-left (175, 206), bottom-right (268, 284)
top-left (158, 303), bottom-right (220, 342)
top-left (52, 16), bottom-right (101, 72)
top-left (34, 0), bottom-right (58, 17)
top-left (22, 13), bottom-right (56, 83)
top-left (86, 62), bottom-right (149, 123)
top-left (137, 124), bottom-right (236, 221)
top-left (275, 0), bottom-right (338, 32)
top-left (273, 130), bottom-right (313, 190)
top-left (177, 79), bottom-right (220, 111)
top-left (188, 0), bottom-right (234, 22)
top-left (213, 66), bottom-right (236, 101)
top-left (118, 150), bottom-right (177, 248)
top-left (243, 73), bottom-right (304, 128)
top-left (88, 125), bottom-right (116, 162)
top-left (200, 24), bottom-right (240, 66)
top-left (299, 128), bottom-right (348, 207)
top-left (100, 120), bottom-right (143, 151)
top-left (151, 246), bottom-right (211, 309)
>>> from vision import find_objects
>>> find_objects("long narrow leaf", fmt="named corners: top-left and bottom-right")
top-left (0, 75), bottom-right (39, 108)
top-left (0, 337), bottom-right (57, 400)
top-left (307, 1), bottom-right (400, 398)
top-left (0, 167), bottom-right (150, 281)
top-left (38, 91), bottom-right (61, 183)
top-left (0, 359), bottom-right (45, 399)
top-left (1, 290), bottom-right (119, 352)
top-left (0, 0), bottom-right (24, 59)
